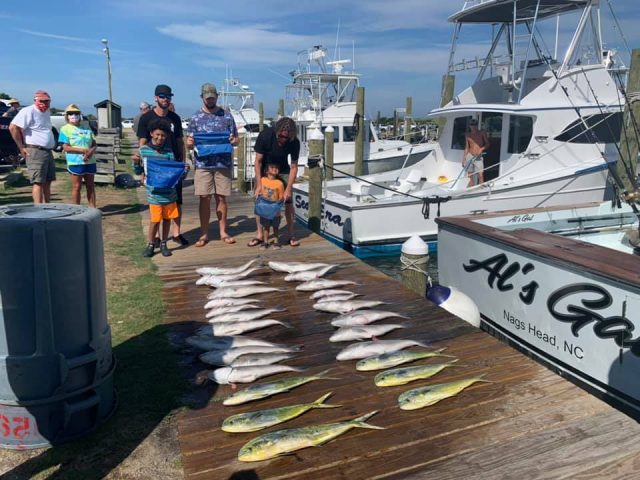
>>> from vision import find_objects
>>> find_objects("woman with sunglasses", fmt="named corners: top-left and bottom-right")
top-left (58, 104), bottom-right (97, 207)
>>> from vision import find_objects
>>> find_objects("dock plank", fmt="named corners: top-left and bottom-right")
top-left (142, 169), bottom-right (640, 479)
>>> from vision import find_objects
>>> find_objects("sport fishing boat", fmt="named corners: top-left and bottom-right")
top-left (287, 45), bottom-right (434, 176)
top-left (435, 199), bottom-right (640, 417)
top-left (293, 0), bottom-right (628, 257)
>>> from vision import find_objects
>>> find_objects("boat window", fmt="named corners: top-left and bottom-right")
top-left (321, 126), bottom-right (338, 143)
top-left (451, 116), bottom-right (471, 150)
top-left (508, 115), bottom-right (533, 153)
top-left (554, 112), bottom-right (622, 144)
top-left (343, 126), bottom-right (356, 142)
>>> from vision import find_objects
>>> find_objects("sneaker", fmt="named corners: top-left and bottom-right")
top-left (143, 243), bottom-right (155, 258)
top-left (153, 237), bottom-right (161, 249)
top-left (173, 234), bottom-right (189, 246)
top-left (160, 241), bottom-right (172, 257)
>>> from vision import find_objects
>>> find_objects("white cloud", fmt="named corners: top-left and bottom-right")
top-left (17, 29), bottom-right (87, 42)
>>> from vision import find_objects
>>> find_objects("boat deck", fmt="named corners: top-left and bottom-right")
top-left (146, 183), bottom-right (640, 479)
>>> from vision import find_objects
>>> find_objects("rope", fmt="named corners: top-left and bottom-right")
top-left (400, 252), bottom-right (430, 278)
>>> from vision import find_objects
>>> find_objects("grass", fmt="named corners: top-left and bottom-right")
top-left (0, 139), bottom-right (188, 479)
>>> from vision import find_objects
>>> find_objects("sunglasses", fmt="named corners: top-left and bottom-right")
top-left (157, 94), bottom-right (173, 100)
top-left (35, 98), bottom-right (51, 104)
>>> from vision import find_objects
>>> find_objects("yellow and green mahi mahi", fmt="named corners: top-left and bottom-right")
top-left (374, 360), bottom-right (458, 387)
top-left (222, 392), bottom-right (340, 432)
top-left (238, 411), bottom-right (384, 461)
top-left (398, 375), bottom-right (490, 410)
top-left (223, 369), bottom-right (338, 406)
top-left (356, 347), bottom-right (454, 371)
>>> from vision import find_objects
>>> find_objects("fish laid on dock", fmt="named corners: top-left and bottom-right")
top-left (284, 265), bottom-right (336, 282)
top-left (374, 360), bottom-right (459, 387)
top-left (203, 298), bottom-right (261, 309)
top-left (313, 299), bottom-right (384, 314)
top-left (356, 348), bottom-right (454, 371)
top-left (202, 303), bottom-right (260, 315)
top-left (268, 261), bottom-right (334, 273)
top-left (207, 286), bottom-right (284, 299)
top-left (209, 365), bottom-right (304, 384)
top-left (223, 369), bottom-right (339, 406)
top-left (331, 310), bottom-right (408, 327)
top-left (196, 267), bottom-right (264, 286)
top-left (221, 392), bottom-right (340, 433)
top-left (309, 289), bottom-right (359, 300)
top-left (296, 279), bottom-right (358, 292)
top-left (329, 324), bottom-right (406, 342)
top-left (186, 334), bottom-right (284, 351)
top-left (398, 375), bottom-right (490, 410)
top-left (230, 353), bottom-right (296, 368)
top-left (199, 345), bottom-right (302, 367)
top-left (196, 258), bottom-right (261, 276)
top-left (206, 307), bottom-right (286, 322)
top-left (203, 319), bottom-right (291, 336)
top-left (336, 340), bottom-right (428, 361)
top-left (200, 279), bottom-right (265, 288)
top-left (238, 411), bottom-right (384, 462)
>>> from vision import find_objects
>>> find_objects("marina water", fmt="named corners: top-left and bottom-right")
top-left (362, 253), bottom-right (439, 285)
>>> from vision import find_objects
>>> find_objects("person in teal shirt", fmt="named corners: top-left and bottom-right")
top-left (58, 104), bottom-right (97, 207)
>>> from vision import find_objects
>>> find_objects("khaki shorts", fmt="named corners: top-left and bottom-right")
top-left (194, 168), bottom-right (231, 196)
top-left (26, 148), bottom-right (56, 184)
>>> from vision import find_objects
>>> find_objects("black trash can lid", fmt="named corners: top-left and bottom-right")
top-left (0, 204), bottom-right (87, 219)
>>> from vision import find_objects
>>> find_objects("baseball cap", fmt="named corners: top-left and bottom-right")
top-left (154, 84), bottom-right (173, 96)
top-left (201, 83), bottom-right (218, 98)
top-left (65, 103), bottom-right (81, 113)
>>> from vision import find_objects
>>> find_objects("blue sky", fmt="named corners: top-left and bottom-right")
top-left (2, 0), bottom-right (639, 119)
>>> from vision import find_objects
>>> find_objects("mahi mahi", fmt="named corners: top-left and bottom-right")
top-left (222, 392), bottom-right (340, 433)
top-left (374, 360), bottom-right (459, 387)
top-left (336, 340), bottom-right (428, 361)
top-left (238, 411), bottom-right (384, 462)
top-left (356, 348), bottom-right (454, 371)
top-left (223, 369), bottom-right (338, 405)
top-left (398, 375), bottom-right (491, 410)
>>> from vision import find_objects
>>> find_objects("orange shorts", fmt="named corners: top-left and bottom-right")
top-left (149, 203), bottom-right (179, 223)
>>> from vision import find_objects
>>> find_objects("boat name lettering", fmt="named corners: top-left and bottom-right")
top-left (506, 214), bottom-right (535, 223)
top-left (463, 253), bottom-right (539, 305)
top-left (294, 195), bottom-right (345, 227)
top-left (547, 283), bottom-right (640, 357)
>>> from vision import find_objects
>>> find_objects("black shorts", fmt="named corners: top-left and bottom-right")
top-left (175, 179), bottom-right (183, 205)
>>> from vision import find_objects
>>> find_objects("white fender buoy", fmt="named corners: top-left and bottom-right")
top-left (426, 284), bottom-right (481, 328)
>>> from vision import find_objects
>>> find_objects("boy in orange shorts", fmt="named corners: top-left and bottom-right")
top-left (255, 159), bottom-right (285, 249)
top-left (135, 119), bottom-right (185, 257)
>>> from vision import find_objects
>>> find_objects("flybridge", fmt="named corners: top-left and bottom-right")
top-left (451, 0), bottom-right (590, 23)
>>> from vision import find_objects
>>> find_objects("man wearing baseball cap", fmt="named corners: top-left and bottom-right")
top-left (9, 90), bottom-right (56, 203)
top-left (137, 84), bottom-right (189, 246)
top-left (2, 98), bottom-right (20, 118)
top-left (187, 82), bottom-right (239, 247)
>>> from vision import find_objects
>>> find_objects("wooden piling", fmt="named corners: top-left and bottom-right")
top-left (620, 48), bottom-right (640, 192)
top-left (259, 102), bottom-right (265, 132)
top-left (325, 126), bottom-right (335, 181)
top-left (278, 99), bottom-right (285, 120)
top-left (308, 126), bottom-right (324, 233)
top-left (404, 96), bottom-right (413, 143)
top-left (236, 134), bottom-right (247, 193)
top-left (400, 236), bottom-right (429, 296)
top-left (354, 86), bottom-right (365, 177)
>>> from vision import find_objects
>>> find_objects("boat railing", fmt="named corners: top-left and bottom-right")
top-left (448, 54), bottom-right (511, 73)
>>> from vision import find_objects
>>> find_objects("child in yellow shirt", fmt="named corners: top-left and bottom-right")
top-left (255, 159), bottom-right (285, 249)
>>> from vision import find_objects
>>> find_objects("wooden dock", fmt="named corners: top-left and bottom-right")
top-left (142, 171), bottom-right (640, 479)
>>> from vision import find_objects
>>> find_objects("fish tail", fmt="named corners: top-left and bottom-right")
top-left (474, 373), bottom-right (494, 383)
top-left (278, 321), bottom-right (293, 329)
top-left (291, 344), bottom-right (305, 352)
top-left (312, 392), bottom-right (341, 408)
top-left (415, 341), bottom-right (433, 348)
top-left (351, 410), bottom-right (385, 430)
top-left (312, 368), bottom-right (341, 381)
top-left (273, 305), bottom-right (288, 312)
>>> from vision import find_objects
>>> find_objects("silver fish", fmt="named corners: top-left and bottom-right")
top-left (329, 324), bottom-right (406, 342)
top-left (203, 298), bottom-right (261, 309)
top-left (196, 267), bottom-right (264, 286)
top-left (316, 294), bottom-right (359, 303)
top-left (203, 304), bottom-right (260, 315)
top-left (284, 265), bottom-right (336, 282)
top-left (223, 369), bottom-right (339, 406)
top-left (199, 345), bottom-right (302, 366)
top-left (336, 340), bottom-right (428, 361)
top-left (331, 310), bottom-right (408, 327)
top-left (268, 261), bottom-right (334, 273)
top-left (222, 392), bottom-right (340, 433)
top-left (296, 279), bottom-right (358, 292)
top-left (207, 286), bottom-right (284, 299)
top-left (205, 319), bottom-right (291, 336)
top-left (187, 334), bottom-right (284, 350)
top-left (207, 280), bottom-right (265, 288)
top-left (206, 307), bottom-right (286, 322)
top-left (309, 289), bottom-right (360, 300)
top-left (230, 353), bottom-right (296, 367)
top-left (209, 364), bottom-right (304, 384)
top-left (196, 258), bottom-right (261, 276)
top-left (313, 299), bottom-right (384, 314)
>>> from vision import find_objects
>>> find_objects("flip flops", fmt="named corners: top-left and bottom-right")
top-left (195, 238), bottom-right (209, 248)
top-left (247, 238), bottom-right (263, 247)
top-left (222, 236), bottom-right (236, 245)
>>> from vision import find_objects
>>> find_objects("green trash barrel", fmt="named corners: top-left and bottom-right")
top-left (0, 204), bottom-right (116, 449)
